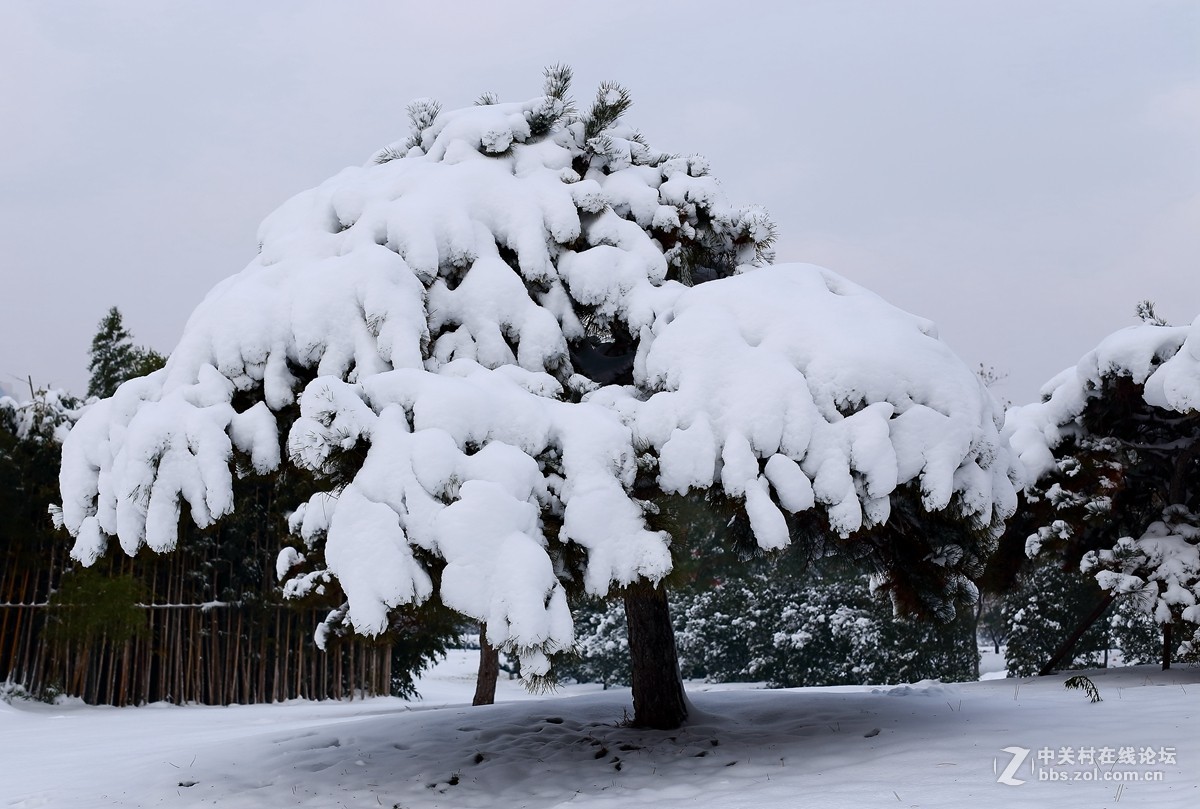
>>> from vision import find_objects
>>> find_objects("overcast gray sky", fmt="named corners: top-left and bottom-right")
top-left (2, 0), bottom-right (1197, 404)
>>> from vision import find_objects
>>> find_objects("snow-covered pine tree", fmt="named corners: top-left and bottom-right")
top-left (59, 68), bottom-right (1019, 729)
top-left (86, 307), bottom-right (166, 399)
top-left (1001, 557), bottom-right (1109, 677)
top-left (1006, 306), bottom-right (1200, 671)
top-left (1107, 593), bottom-right (1183, 665)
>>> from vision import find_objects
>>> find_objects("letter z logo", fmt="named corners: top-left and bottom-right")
top-left (995, 746), bottom-right (1031, 786)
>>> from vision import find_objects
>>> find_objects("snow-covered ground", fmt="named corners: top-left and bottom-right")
top-left (2, 653), bottom-right (1196, 808)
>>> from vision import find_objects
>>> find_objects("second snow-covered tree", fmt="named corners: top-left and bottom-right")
top-left (1006, 305), bottom-right (1200, 670)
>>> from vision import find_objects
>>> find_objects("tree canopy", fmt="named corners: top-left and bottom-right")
top-left (58, 69), bottom-right (1020, 724)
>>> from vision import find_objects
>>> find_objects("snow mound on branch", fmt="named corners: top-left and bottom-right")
top-left (284, 367), bottom-right (668, 672)
top-left (1006, 316), bottom-right (1200, 479)
top-left (635, 265), bottom-right (1017, 539)
top-left (58, 90), bottom-right (1017, 668)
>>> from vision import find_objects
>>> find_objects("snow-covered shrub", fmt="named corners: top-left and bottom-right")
top-left (0, 680), bottom-right (61, 705)
top-left (555, 598), bottom-right (631, 689)
top-left (0, 680), bottom-right (32, 704)
top-left (58, 67), bottom-right (1019, 690)
top-left (675, 581), bottom-right (765, 682)
top-left (0, 388), bottom-right (79, 446)
top-left (753, 566), bottom-right (978, 687)
top-left (563, 560), bottom-right (979, 688)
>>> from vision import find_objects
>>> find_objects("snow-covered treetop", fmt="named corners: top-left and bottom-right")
top-left (1006, 314), bottom-right (1200, 480)
top-left (59, 69), bottom-right (1018, 672)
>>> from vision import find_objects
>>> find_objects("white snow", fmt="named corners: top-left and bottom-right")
top-left (633, 265), bottom-right (1018, 536)
top-left (1, 655), bottom-right (1195, 807)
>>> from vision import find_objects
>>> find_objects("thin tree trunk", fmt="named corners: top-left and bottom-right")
top-left (4, 571), bottom-right (29, 681)
top-left (473, 623), bottom-right (499, 706)
top-left (274, 609), bottom-right (284, 702)
top-left (229, 611), bottom-right (243, 703)
top-left (384, 641), bottom-right (393, 697)
top-left (334, 641), bottom-right (343, 700)
top-left (623, 580), bottom-right (688, 729)
top-left (146, 618), bottom-right (156, 703)
top-left (257, 615), bottom-right (268, 703)
top-left (1162, 622), bottom-right (1172, 670)
top-left (119, 640), bottom-right (131, 707)
top-left (103, 634), bottom-right (115, 705)
top-left (0, 569), bottom-right (23, 675)
top-left (144, 569), bottom-right (156, 704)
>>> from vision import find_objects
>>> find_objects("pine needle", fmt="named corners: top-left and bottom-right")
top-left (583, 81), bottom-right (632, 141)
top-left (1063, 674), bottom-right (1102, 702)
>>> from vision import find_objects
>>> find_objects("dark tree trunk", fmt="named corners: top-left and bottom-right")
top-left (1162, 623), bottom-right (1172, 671)
top-left (472, 623), bottom-right (499, 706)
top-left (623, 580), bottom-right (688, 729)
top-left (1039, 593), bottom-right (1115, 676)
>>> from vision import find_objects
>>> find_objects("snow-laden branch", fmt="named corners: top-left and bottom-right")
top-left (1083, 508), bottom-right (1200, 625)
top-left (1006, 316), bottom-right (1200, 480)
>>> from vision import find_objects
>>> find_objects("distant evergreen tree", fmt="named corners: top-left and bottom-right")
top-left (675, 580), bottom-right (762, 683)
top-left (974, 592), bottom-right (1008, 654)
top-left (1002, 559), bottom-right (1109, 677)
top-left (86, 307), bottom-right (166, 398)
top-left (1108, 595), bottom-right (1166, 665)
